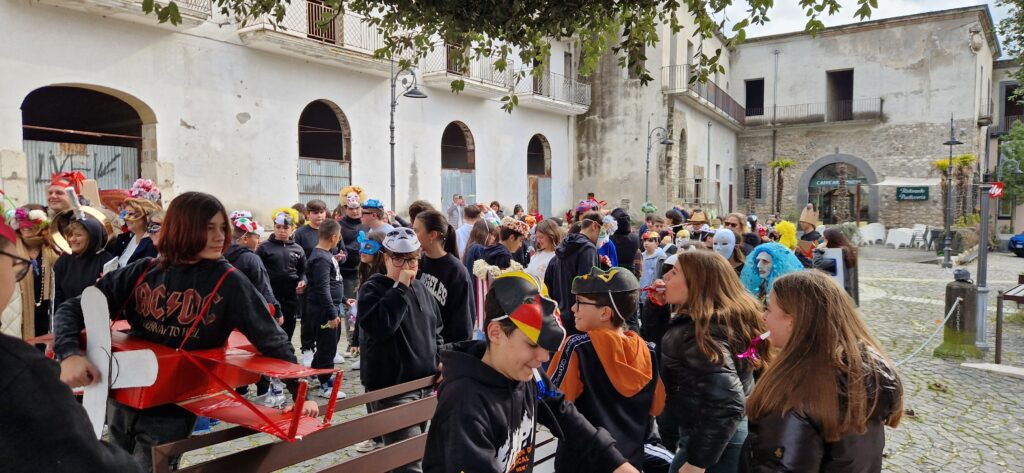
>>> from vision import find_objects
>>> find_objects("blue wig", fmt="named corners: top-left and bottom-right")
top-left (740, 242), bottom-right (804, 304)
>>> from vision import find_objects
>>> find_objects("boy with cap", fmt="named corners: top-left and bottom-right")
top-left (358, 227), bottom-right (440, 472)
top-left (548, 267), bottom-right (666, 472)
top-left (424, 271), bottom-right (639, 473)
top-left (360, 199), bottom-right (395, 234)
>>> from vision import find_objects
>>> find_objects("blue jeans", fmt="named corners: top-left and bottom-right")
top-left (669, 418), bottom-right (748, 473)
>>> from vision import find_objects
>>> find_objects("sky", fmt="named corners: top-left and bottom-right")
top-left (719, 1), bottom-right (1012, 56)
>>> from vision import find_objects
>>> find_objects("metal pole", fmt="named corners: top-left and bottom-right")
top-left (706, 121), bottom-right (712, 206)
top-left (942, 116), bottom-right (956, 268)
top-left (976, 179), bottom-right (991, 350)
top-left (645, 118), bottom-right (652, 203)
top-left (772, 50), bottom-right (779, 125)
top-left (995, 291), bottom-right (1004, 364)
top-left (389, 60), bottom-right (398, 212)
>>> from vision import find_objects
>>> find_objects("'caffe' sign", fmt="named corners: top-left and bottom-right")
top-left (896, 186), bottom-right (929, 201)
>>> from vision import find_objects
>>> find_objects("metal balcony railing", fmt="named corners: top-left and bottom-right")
top-left (176, 0), bottom-right (212, 14)
top-left (514, 70), bottom-right (592, 107)
top-left (661, 65), bottom-right (745, 125)
top-left (996, 115), bottom-right (1024, 133)
top-left (744, 98), bottom-right (884, 126)
top-left (420, 44), bottom-right (518, 88)
top-left (242, 1), bottom-right (385, 55)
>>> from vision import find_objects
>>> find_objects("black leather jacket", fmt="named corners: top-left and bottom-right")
top-left (660, 314), bottom-right (753, 469)
top-left (742, 348), bottom-right (903, 473)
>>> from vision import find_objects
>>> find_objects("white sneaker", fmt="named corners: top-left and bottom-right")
top-left (355, 439), bottom-right (381, 453)
top-left (350, 357), bottom-right (360, 371)
top-left (256, 391), bottom-right (286, 408)
top-left (301, 350), bottom-right (314, 367)
top-left (318, 382), bottom-right (347, 399)
top-left (333, 352), bottom-right (343, 364)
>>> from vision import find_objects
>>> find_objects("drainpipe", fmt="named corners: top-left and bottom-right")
top-left (706, 121), bottom-right (712, 206)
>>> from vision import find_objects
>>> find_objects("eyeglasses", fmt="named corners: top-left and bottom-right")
top-left (0, 250), bottom-right (33, 282)
top-left (389, 256), bottom-right (419, 268)
top-left (573, 300), bottom-right (604, 310)
top-left (724, 222), bottom-right (740, 228)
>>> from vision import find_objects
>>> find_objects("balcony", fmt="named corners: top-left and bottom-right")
top-left (511, 71), bottom-right (592, 115)
top-left (677, 178), bottom-right (725, 214)
top-left (744, 98), bottom-right (884, 128)
top-left (237, 1), bottom-right (392, 77)
top-left (420, 44), bottom-right (517, 99)
top-left (35, 0), bottom-right (212, 28)
top-left (979, 98), bottom-right (994, 126)
top-left (995, 115), bottom-right (1024, 133)
top-left (662, 65), bottom-right (745, 128)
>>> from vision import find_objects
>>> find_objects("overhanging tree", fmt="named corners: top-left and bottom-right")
top-left (149, 0), bottom-right (878, 111)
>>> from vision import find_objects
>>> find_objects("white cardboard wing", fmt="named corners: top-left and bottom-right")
top-left (822, 248), bottom-right (846, 289)
top-left (79, 287), bottom-right (158, 439)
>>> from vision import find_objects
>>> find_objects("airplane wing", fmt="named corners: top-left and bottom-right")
top-left (189, 347), bottom-right (335, 379)
top-left (177, 392), bottom-right (331, 442)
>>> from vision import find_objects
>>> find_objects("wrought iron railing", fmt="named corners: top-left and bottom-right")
top-left (420, 44), bottom-right (519, 89)
top-left (241, 1), bottom-right (385, 55)
top-left (176, 0), bottom-right (213, 14)
top-left (744, 98), bottom-right (884, 126)
top-left (996, 115), bottom-right (1024, 133)
top-left (661, 65), bottom-right (745, 125)
top-left (514, 70), bottom-right (592, 106)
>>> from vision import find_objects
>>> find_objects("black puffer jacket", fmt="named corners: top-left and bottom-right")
top-left (257, 235), bottom-right (306, 298)
top-left (660, 313), bottom-right (753, 469)
top-left (742, 348), bottom-right (903, 473)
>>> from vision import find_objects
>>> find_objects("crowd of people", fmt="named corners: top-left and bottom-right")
top-left (0, 174), bottom-right (903, 473)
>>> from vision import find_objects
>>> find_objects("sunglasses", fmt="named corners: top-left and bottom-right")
top-left (1, 250), bottom-right (32, 282)
top-left (646, 238), bottom-right (659, 242)
top-left (724, 222), bottom-right (740, 228)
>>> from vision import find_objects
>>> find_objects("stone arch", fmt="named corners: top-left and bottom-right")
top-left (796, 153), bottom-right (879, 223)
top-left (297, 99), bottom-right (353, 204)
top-left (441, 121), bottom-right (475, 170)
top-left (527, 134), bottom-right (551, 177)
top-left (20, 84), bottom-right (157, 204)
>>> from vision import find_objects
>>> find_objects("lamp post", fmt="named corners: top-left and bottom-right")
top-left (389, 60), bottom-right (427, 212)
top-left (941, 115), bottom-right (963, 269)
top-left (645, 117), bottom-right (673, 203)
top-left (977, 136), bottom-right (1021, 350)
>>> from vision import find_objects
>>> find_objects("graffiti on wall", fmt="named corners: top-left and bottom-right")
top-left (25, 140), bottom-right (139, 204)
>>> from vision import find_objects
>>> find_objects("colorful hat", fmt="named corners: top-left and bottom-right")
top-left (362, 199), bottom-right (385, 210)
top-left (271, 207), bottom-right (300, 227)
top-left (357, 230), bottom-right (382, 255)
top-left (571, 267), bottom-right (639, 295)
top-left (13, 208), bottom-right (49, 232)
top-left (675, 229), bottom-right (690, 239)
top-left (229, 210), bottom-right (253, 223)
top-left (383, 227), bottom-right (420, 253)
top-left (642, 231), bottom-right (660, 240)
top-left (640, 201), bottom-right (658, 215)
top-left (127, 178), bottom-right (161, 202)
top-left (488, 271), bottom-right (565, 352)
top-left (524, 214), bottom-right (537, 227)
top-left (601, 215), bottom-right (618, 234)
top-left (775, 220), bottom-right (798, 250)
top-left (501, 216), bottom-right (529, 237)
top-left (231, 216), bottom-right (262, 235)
top-left (49, 171), bottom-right (86, 193)
top-left (340, 185), bottom-right (366, 209)
top-left (799, 204), bottom-right (819, 226)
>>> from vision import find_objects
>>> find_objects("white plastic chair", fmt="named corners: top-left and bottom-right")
top-left (910, 224), bottom-right (928, 248)
top-left (859, 223), bottom-right (886, 245)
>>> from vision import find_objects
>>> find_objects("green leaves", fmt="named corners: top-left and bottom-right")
top-left (154, 0), bottom-right (877, 111)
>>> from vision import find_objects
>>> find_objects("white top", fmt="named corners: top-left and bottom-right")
top-left (455, 223), bottom-right (473, 257)
top-left (525, 251), bottom-right (556, 282)
top-left (118, 236), bottom-right (140, 268)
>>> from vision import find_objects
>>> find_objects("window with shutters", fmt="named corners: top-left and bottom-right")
top-left (743, 167), bottom-right (764, 200)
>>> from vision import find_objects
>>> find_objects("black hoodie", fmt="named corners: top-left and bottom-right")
top-left (338, 215), bottom-right (365, 278)
top-left (544, 233), bottom-right (599, 336)
top-left (53, 218), bottom-right (114, 310)
top-left (224, 243), bottom-right (281, 316)
top-left (356, 273), bottom-right (442, 391)
top-left (423, 341), bottom-right (628, 473)
top-left (609, 209), bottom-right (640, 273)
top-left (478, 243), bottom-right (514, 269)
top-left (257, 234), bottom-right (306, 299)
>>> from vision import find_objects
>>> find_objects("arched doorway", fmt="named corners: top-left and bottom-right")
top-left (441, 121), bottom-right (476, 204)
top-left (797, 154), bottom-right (879, 223)
top-left (527, 134), bottom-right (552, 217)
top-left (298, 100), bottom-right (351, 205)
top-left (21, 85), bottom-right (154, 204)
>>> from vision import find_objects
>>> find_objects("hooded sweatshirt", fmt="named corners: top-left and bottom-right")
top-left (548, 329), bottom-right (666, 470)
top-left (338, 215), bottom-right (365, 278)
top-left (356, 273), bottom-right (442, 391)
top-left (478, 243), bottom-right (514, 270)
top-left (609, 209), bottom-right (640, 273)
top-left (257, 234), bottom-right (306, 300)
top-left (424, 341), bottom-right (628, 473)
top-left (224, 243), bottom-right (281, 316)
top-left (544, 233), bottom-right (599, 335)
top-left (53, 218), bottom-right (114, 310)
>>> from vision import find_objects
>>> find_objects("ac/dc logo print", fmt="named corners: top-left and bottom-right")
top-left (132, 283), bottom-right (223, 326)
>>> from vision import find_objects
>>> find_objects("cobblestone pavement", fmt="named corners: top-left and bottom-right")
top-left (179, 246), bottom-right (1024, 472)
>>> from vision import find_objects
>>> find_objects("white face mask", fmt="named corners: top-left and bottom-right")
top-left (757, 252), bottom-right (773, 278)
top-left (713, 231), bottom-right (736, 260)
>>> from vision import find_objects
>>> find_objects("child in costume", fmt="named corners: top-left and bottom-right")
top-left (424, 270), bottom-right (638, 473)
top-left (548, 267), bottom-right (667, 472)
top-left (739, 242), bottom-right (804, 309)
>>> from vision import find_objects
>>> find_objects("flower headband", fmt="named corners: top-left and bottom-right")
top-left (357, 230), bottom-right (381, 255)
top-left (14, 208), bottom-right (49, 231)
top-left (127, 178), bottom-right (161, 202)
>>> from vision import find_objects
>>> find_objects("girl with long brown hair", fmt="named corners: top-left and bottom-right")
top-left (745, 270), bottom-right (902, 472)
top-left (812, 227), bottom-right (859, 304)
top-left (415, 210), bottom-right (473, 343)
top-left (650, 250), bottom-right (768, 473)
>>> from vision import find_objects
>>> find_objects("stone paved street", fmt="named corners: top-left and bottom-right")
top-left (178, 246), bottom-right (1024, 472)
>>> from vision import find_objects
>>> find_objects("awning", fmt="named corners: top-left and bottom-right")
top-left (871, 177), bottom-right (940, 186)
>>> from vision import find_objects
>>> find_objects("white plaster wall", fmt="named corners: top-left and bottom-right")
top-left (0, 1), bottom-right (575, 221)
top-left (731, 11), bottom-right (996, 125)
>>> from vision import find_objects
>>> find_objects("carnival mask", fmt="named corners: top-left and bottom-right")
top-left (597, 229), bottom-right (610, 248)
top-left (713, 230), bottom-right (736, 260)
top-left (345, 192), bottom-right (361, 209)
top-left (756, 252), bottom-right (773, 279)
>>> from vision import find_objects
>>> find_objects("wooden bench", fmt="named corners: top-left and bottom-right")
top-left (152, 376), bottom-right (557, 473)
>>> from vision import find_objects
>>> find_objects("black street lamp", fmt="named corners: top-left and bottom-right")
top-left (645, 118), bottom-right (673, 203)
top-left (941, 115), bottom-right (963, 269)
top-left (390, 60), bottom-right (427, 211)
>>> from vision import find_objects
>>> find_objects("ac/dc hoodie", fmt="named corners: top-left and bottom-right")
top-left (423, 341), bottom-right (628, 473)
